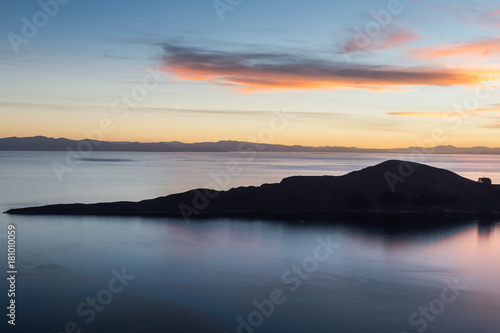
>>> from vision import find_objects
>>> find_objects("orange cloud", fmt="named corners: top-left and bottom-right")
top-left (413, 38), bottom-right (500, 59)
top-left (161, 44), bottom-right (491, 92)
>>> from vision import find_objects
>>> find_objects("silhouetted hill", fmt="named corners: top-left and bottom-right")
top-left (5, 160), bottom-right (500, 217)
top-left (1, 136), bottom-right (500, 154)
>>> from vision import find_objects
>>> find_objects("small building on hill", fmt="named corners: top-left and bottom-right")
top-left (478, 177), bottom-right (492, 185)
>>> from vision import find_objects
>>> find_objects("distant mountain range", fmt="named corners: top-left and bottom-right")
top-left (5, 160), bottom-right (500, 217)
top-left (1, 136), bottom-right (500, 154)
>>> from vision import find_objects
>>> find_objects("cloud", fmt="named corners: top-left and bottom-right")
top-left (376, 30), bottom-right (421, 50)
top-left (0, 101), bottom-right (103, 113)
top-left (387, 107), bottom-right (500, 118)
top-left (386, 112), bottom-right (448, 118)
top-left (388, 106), bottom-right (500, 129)
top-left (341, 26), bottom-right (421, 54)
top-left (459, 7), bottom-right (500, 27)
top-left (412, 38), bottom-right (500, 59)
top-left (482, 121), bottom-right (500, 128)
top-left (426, 2), bottom-right (500, 28)
top-left (136, 106), bottom-right (340, 118)
top-left (160, 43), bottom-right (490, 92)
top-left (104, 53), bottom-right (133, 60)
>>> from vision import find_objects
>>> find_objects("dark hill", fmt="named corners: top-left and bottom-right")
top-left (5, 160), bottom-right (500, 217)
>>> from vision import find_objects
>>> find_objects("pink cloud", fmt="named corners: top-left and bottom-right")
top-left (341, 26), bottom-right (421, 54)
top-left (376, 30), bottom-right (422, 50)
top-left (412, 38), bottom-right (500, 59)
top-left (460, 8), bottom-right (500, 27)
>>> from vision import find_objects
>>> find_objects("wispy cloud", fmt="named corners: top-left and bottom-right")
top-left (481, 121), bottom-right (500, 128)
top-left (457, 7), bottom-right (500, 27)
top-left (0, 101), bottom-right (334, 118)
top-left (412, 38), bottom-right (500, 60)
top-left (387, 106), bottom-right (500, 118)
top-left (135, 107), bottom-right (342, 118)
top-left (386, 111), bottom-right (448, 118)
top-left (160, 43), bottom-right (490, 93)
top-left (341, 26), bottom-right (421, 54)
top-left (425, 2), bottom-right (500, 28)
top-left (376, 29), bottom-right (421, 50)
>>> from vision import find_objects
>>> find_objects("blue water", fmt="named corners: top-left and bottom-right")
top-left (0, 152), bottom-right (499, 332)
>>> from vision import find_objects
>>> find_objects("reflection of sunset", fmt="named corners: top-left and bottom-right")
top-left (415, 223), bottom-right (500, 294)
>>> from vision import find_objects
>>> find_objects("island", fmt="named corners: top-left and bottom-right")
top-left (5, 160), bottom-right (500, 217)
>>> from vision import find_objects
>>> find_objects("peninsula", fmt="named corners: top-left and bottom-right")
top-left (5, 160), bottom-right (500, 217)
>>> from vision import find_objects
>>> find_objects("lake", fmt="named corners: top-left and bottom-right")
top-left (0, 151), bottom-right (499, 332)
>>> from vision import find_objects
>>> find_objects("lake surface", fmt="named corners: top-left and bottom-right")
top-left (0, 151), bottom-right (499, 332)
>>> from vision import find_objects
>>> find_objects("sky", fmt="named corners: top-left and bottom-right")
top-left (1, 0), bottom-right (499, 148)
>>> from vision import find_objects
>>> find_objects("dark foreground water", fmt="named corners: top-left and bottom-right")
top-left (0, 152), bottom-right (499, 332)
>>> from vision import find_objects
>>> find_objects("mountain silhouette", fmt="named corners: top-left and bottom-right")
top-left (1, 136), bottom-right (500, 154)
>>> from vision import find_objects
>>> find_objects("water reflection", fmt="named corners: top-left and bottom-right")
top-left (2, 214), bottom-right (499, 333)
top-left (478, 220), bottom-right (496, 240)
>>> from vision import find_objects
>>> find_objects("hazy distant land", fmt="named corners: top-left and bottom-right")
top-left (1, 136), bottom-right (500, 154)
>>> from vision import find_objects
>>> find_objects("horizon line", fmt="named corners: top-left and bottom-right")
top-left (1, 135), bottom-right (500, 151)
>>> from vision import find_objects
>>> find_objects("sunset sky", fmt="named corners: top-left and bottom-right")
top-left (1, 0), bottom-right (499, 148)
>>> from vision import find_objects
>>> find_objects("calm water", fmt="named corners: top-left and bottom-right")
top-left (0, 151), bottom-right (499, 332)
